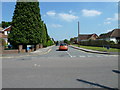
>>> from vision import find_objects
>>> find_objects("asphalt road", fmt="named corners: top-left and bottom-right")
top-left (2, 46), bottom-right (119, 89)
top-left (30, 46), bottom-right (118, 58)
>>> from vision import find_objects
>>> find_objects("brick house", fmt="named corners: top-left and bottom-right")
top-left (78, 34), bottom-right (98, 41)
top-left (0, 26), bottom-right (11, 45)
top-left (98, 29), bottom-right (120, 44)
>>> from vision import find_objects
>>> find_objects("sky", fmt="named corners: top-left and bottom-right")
top-left (1, 2), bottom-right (118, 41)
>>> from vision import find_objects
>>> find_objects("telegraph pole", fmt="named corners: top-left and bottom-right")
top-left (78, 21), bottom-right (80, 46)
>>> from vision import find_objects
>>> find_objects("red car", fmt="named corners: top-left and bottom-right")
top-left (59, 43), bottom-right (68, 51)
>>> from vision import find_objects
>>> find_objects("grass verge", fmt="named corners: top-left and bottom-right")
top-left (73, 44), bottom-right (120, 52)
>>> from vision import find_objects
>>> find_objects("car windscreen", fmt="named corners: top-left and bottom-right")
top-left (60, 44), bottom-right (67, 46)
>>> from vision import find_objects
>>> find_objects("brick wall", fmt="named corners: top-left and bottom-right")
top-left (3, 50), bottom-right (19, 54)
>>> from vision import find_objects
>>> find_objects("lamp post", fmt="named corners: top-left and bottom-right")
top-left (78, 21), bottom-right (80, 46)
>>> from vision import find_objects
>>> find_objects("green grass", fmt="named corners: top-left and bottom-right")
top-left (73, 44), bottom-right (120, 52)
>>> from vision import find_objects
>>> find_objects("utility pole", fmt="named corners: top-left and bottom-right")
top-left (78, 21), bottom-right (80, 46)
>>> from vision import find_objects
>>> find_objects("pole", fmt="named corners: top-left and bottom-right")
top-left (78, 21), bottom-right (80, 46)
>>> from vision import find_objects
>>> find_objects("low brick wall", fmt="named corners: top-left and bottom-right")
top-left (3, 49), bottom-right (19, 54)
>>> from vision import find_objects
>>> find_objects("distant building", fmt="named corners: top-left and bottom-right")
top-left (98, 29), bottom-right (120, 43)
top-left (0, 26), bottom-right (11, 45)
top-left (78, 33), bottom-right (98, 41)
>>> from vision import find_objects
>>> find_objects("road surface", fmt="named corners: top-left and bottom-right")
top-left (2, 46), bottom-right (118, 89)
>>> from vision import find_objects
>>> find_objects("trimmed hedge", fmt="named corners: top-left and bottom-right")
top-left (79, 40), bottom-right (120, 49)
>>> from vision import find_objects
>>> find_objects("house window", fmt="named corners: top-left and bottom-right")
top-left (7, 31), bottom-right (10, 34)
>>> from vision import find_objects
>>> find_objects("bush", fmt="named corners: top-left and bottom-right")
top-left (0, 39), bottom-right (6, 46)
top-left (46, 40), bottom-right (54, 47)
top-left (79, 40), bottom-right (120, 49)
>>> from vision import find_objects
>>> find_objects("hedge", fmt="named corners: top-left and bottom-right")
top-left (79, 40), bottom-right (120, 49)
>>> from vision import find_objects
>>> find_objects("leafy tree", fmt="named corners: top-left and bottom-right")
top-left (64, 39), bottom-right (70, 45)
top-left (9, 1), bottom-right (43, 46)
top-left (2, 21), bottom-right (12, 28)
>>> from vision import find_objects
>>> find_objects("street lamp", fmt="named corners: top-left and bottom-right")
top-left (78, 21), bottom-right (80, 46)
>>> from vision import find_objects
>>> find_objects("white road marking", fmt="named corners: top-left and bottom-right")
top-left (34, 64), bottom-right (40, 67)
top-left (66, 51), bottom-right (73, 57)
top-left (79, 56), bottom-right (86, 57)
top-left (34, 64), bottom-right (37, 67)
top-left (87, 55), bottom-right (92, 57)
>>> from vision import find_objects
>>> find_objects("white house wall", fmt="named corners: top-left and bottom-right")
top-left (110, 38), bottom-right (117, 43)
top-left (4, 31), bottom-right (8, 35)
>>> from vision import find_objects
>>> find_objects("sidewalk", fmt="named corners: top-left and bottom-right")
top-left (0, 45), bottom-right (54, 58)
top-left (69, 45), bottom-right (119, 55)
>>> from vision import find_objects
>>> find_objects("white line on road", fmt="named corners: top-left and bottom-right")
top-left (34, 64), bottom-right (40, 67)
top-left (66, 51), bottom-right (73, 57)
top-left (87, 55), bottom-right (92, 57)
top-left (79, 56), bottom-right (86, 57)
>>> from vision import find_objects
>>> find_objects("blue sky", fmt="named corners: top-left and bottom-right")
top-left (2, 2), bottom-right (118, 41)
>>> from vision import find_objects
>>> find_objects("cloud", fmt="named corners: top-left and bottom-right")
top-left (106, 13), bottom-right (118, 21)
top-left (58, 13), bottom-right (78, 22)
top-left (51, 24), bottom-right (62, 28)
top-left (104, 21), bottom-right (111, 25)
top-left (82, 9), bottom-right (102, 17)
top-left (46, 11), bottom-right (56, 16)
top-left (46, 11), bottom-right (78, 22)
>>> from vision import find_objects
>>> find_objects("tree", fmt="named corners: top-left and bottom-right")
top-left (2, 21), bottom-right (12, 28)
top-left (41, 22), bottom-right (47, 47)
top-left (9, 0), bottom-right (43, 47)
top-left (64, 39), bottom-right (70, 45)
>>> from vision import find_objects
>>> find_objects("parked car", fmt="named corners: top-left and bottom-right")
top-left (59, 43), bottom-right (68, 51)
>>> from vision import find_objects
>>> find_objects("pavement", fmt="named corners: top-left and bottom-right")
top-left (69, 45), bottom-right (119, 55)
top-left (0, 45), bottom-right (54, 58)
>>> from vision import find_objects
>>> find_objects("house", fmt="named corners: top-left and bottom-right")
top-left (78, 33), bottom-right (98, 41)
top-left (98, 29), bottom-right (120, 44)
top-left (0, 27), bottom-right (3, 38)
top-left (0, 26), bottom-right (11, 45)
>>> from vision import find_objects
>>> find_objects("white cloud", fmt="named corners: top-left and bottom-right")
top-left (46, 11), bottom-right (56, 16)
top-left (104, 21), bottom-right (111, 25)
top-left (58, 13), bottom-right (78, 22)
top-left (51, 24), bottom-right (62, 28)
top-left (106, 13), bottom-right (118, 21)
top-left (46, 11), bottom-right (78, 22)
top-left (82, 9), bottom-right (102, 17)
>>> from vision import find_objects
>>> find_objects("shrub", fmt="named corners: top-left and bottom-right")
top-left (0, 39), bottom-right (6, 46)
top-left (79, 40), bottom-right (120, 48)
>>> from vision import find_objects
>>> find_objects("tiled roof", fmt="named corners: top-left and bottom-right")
top-left (2, 26), bottom-right (11, 31)
top-left (111, 29), bottom-right (120, 37)
top-left (78, 34), bottom-right (98, 40)
top-left (99, 29), bottom-right (120, 39)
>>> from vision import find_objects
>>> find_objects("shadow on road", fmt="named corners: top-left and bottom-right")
top-left (112, 70), bottom-right (120, 74)
top-left (76, 79), bottom-right (118, 90)
top-left (56, 49), bottom-right (67, 51)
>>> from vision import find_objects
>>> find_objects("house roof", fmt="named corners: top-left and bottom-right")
top-left (78, 34), bottom-right (98, 40)
top-left (2, 26), bottom-right (11, 31)
top-left (111, 29), bottom-right (120, 37)
top-left (99, 29), bottom-right (120, 39)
